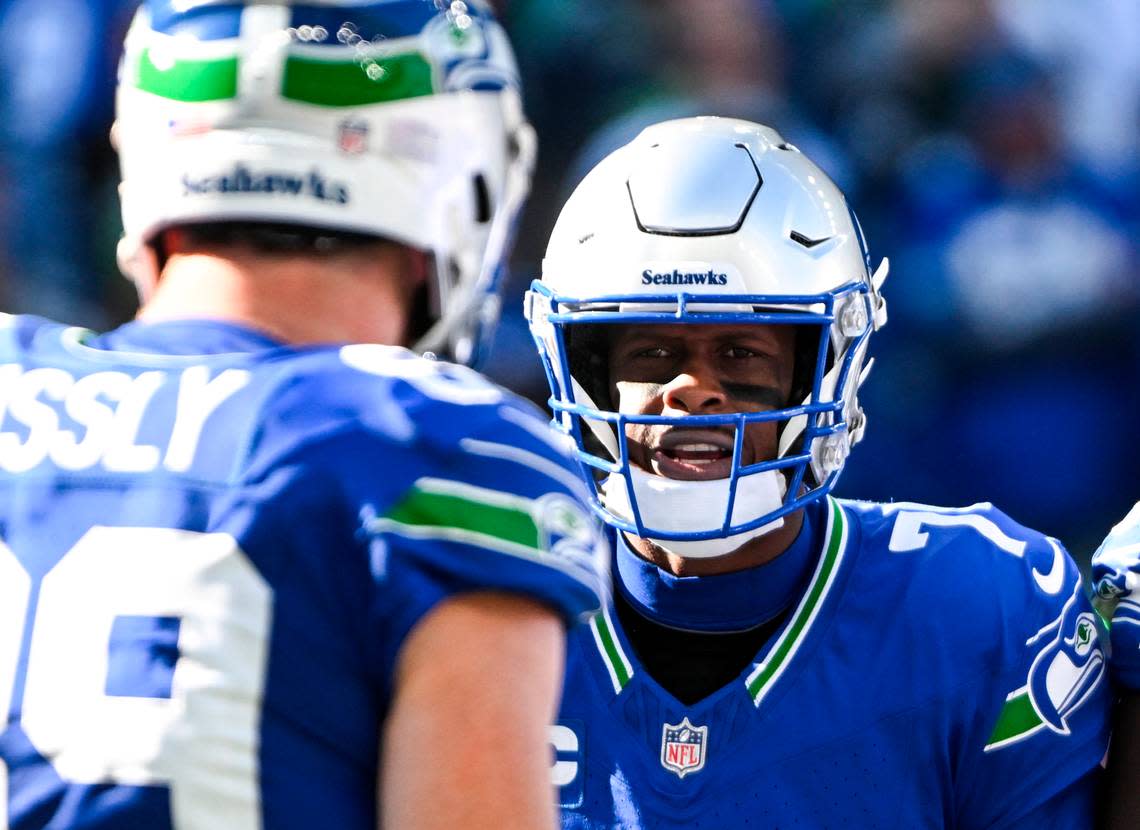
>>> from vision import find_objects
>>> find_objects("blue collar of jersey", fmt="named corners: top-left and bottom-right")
top-left (91, 319), bottom-right (285, 356)
top-left (613, 499), bottom-right (823, 633)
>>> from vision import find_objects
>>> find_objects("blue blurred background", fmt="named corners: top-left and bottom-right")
top-left (0, 0), bottom-right (1136, 558)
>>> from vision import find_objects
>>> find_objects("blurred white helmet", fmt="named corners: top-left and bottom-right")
top-left (115, 0), bottom-right (536, 365)
top-left (526, 117), bottom-right (887, 557)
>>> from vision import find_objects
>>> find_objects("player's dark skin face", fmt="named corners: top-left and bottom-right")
top-left (606, 323), bottom-right (805, 576)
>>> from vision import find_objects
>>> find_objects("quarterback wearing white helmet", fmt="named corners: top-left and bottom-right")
top-left (529, 118), bottom-right (1110, 829)
top-left (529, 117), bottom-right (886, 561)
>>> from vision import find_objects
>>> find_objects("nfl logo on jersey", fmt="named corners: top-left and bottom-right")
top-left (660, 718), bottom-right (708, 778)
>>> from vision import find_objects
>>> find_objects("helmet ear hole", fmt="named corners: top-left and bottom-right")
top-left (472, 174), bottom-right (493, 224)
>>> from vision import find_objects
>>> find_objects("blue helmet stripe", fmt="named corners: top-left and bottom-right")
top-left (148, 1), bottom-right (243, 40)
top-left (289, 1), bottom-right (488, 44)
top-left (145, 1), bottom-right (493, 44)
top-left (845, 201), bottom-right (873, 275)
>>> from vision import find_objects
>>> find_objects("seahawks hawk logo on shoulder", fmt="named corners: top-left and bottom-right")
top-left (986, 582), bottom-right (1106, 752)
top-left (1026, 587), bottom-right (1105, 736)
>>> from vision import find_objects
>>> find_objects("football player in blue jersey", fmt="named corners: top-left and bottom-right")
top-left (1091, 502), bottom-right (1140, 828)
top-left (525, 116), bottom-right (1112, 828)
top-left (0, 2), bottom-right (607, 829)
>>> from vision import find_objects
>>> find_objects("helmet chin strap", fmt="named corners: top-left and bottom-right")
top-left (601, 465), bottom-right (786, 559)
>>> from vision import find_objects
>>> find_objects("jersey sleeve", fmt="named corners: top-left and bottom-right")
top-left (954, 524), bottom-right (1111, 830)
top-left (255, 347), bottom-right (609, 700)
top-left (368, 394), bottom-right (608, 622)
top-left (328, 349), bottom-right (608, 656)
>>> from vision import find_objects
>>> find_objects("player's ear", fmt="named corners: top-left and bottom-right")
top-left (404, 247), bottom-right (430, 289)
top-left (118, 232), bottom-right (166, 305)
top-left (391, 245), bottom-right (434, 351)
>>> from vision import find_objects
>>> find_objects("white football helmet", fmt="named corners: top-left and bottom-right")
top-left (526, 117), bottom-right (887, 557)
top-left (115, 0), bottom-right (535, 365)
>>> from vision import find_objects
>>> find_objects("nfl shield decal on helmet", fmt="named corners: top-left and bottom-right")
top-left (661, 717), bottom-right (708, 778)
top-left (337, 120), bottom-right (370, 155)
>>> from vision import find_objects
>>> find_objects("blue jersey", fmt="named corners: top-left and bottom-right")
top-left (0, 315), bottom-right (606, 829)
top-left (554, 497), bottom-right (1110, 829)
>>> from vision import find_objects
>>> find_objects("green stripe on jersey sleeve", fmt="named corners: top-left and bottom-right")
top-left (375, 478), bottom-right (549, 561)
top-left (385, 479), bottom-right (540, 551)
top-left (370, 478), bottom-right (605, 593)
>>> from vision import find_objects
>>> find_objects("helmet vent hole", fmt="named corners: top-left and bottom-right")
top-left (789, 230), bottom-right (830, 249)
top-left (777, 142), bottom-right (798, 152)
top-left (472, 174), bottom-right (493, 223)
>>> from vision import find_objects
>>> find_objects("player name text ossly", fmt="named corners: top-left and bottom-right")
top-left (0, 363), bottom-right (248, 474)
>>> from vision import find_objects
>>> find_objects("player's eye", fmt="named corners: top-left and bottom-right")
top-left (615, 342), bottom-right (674, 362)
top-left (633, 346), bottom-right (672, 359)
top-left (722, 345), bottom-right (762, 359)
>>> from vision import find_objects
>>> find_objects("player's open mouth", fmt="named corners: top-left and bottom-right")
top-left (651, 430), bottom-right (737, 481)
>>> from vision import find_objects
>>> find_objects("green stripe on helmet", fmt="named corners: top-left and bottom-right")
top-left (137, 49), bottom-right (238, 102)
top-left (281, 52), bottom-right (434, 107)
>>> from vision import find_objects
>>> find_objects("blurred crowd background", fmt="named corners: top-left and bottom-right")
top-left (0, 0), bottom-right (1136, 558)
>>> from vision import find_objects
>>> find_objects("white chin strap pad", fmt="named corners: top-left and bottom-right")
top-left (601, 466), bottom-right (786, 558)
